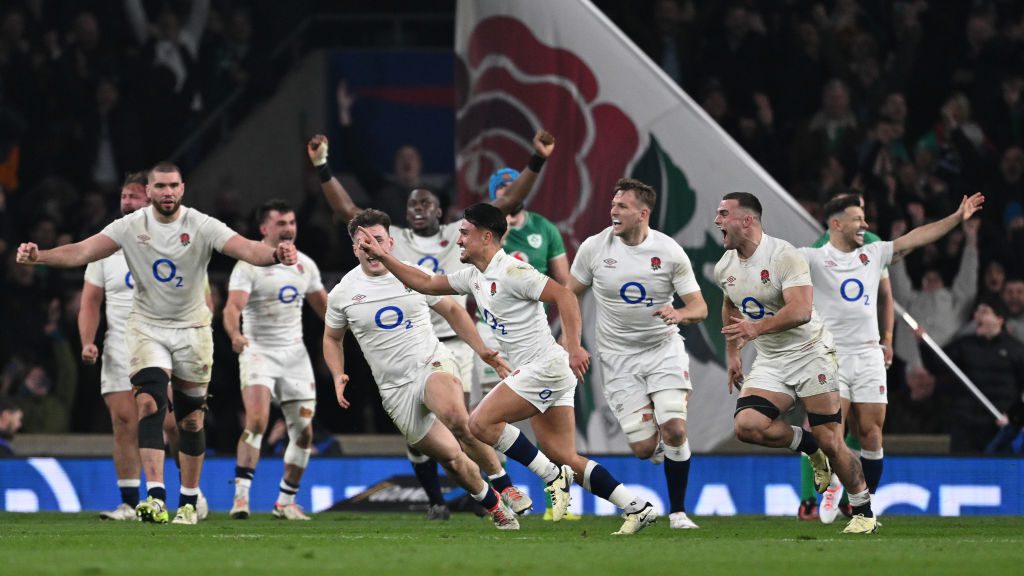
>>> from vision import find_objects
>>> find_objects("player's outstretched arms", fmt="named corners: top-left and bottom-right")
top-left (222, 235), bottom-right (297, 267)
top-left (356, 226), bottom-right (455, 295)
top-left (78, 281), bottom-right (105, 365)
top-left (654, 290), bottom-right (708, 325)
top-left (892, 192), bottom-right (984, 263)
top-left (430, 297), bottom-right (510, 379)
top-left (308, 134), bottom-right (363, 222)
top-left (490, 129), bottom-right (555, 216)
top-left (539, 278), bottom-right (589, 380)
top-left (323, 325), bottom-right (351, 409)
top-left (17, 234), bottom-right (119, 268)
top-left (223, 290), bottom-right (250, 354)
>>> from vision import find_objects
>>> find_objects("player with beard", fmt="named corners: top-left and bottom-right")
top-left (225, 200), bottom-right (328, 520)
top-left (358, 203), bottom-right (658, 535)
top-left (18, 161), bottom-right (297, 525)
top-left (80, 172), bottom-right (208, 522)
top-left (800, 192), bottom-right (984, 523)
top-left (714, 192), bottom-right (877, 534)
top-left (306, 132), bottom-right (549, 519)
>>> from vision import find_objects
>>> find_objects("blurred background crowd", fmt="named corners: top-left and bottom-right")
top-left (1, 0), bottom-right (1022, 454)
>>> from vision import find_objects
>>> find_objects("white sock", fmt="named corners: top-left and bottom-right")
top-left (609, 484), bottom-right (642, 511)
top-left (277, 479), bottom-right (299, 506)
top-left (581, 460), bottom-right (597, 491)
top-left (180, 485), bottom-right (199, 497)
top-left (663, 440), bottom-right (691, 462)
top-left (487, 468), bottom-right (508, 481)
top-left (848, 489), bottom-right (871, 507)
top-left (118, 478), bottom-right (140, 488)
top-left (235, 477), bottom-right (251, 497)
top-left (788, 426), bottom-right (803, 451)
top-left (471, 484), bottom-right (492, 505)
top-left (146, 481), bottom-right (165, 493)
top-left (531, 454), bottom-right (560, 483)
top-left (861, 448), bottom-right (884, 460)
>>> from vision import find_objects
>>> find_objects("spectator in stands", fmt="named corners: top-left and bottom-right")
top-left (792, 79), bottom-right (862, 190)
top-left (0, 397), bottom-right (22, 456)
top-left (891, 218), bottom-right (980, 369)
top-left (1002, 278), bottom-right (1024, 337)
top-left (9, 297), bottom-right (77, 434)
top-left (921, 299), bottom-right (1024, 453)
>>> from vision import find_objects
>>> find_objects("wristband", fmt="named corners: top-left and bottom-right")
top-left (528, 153), bottom-right (546, 173)
top-left (317, 163), bottom-right (333, 183)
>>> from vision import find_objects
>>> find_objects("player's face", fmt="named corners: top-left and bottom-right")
top-left (457, 220), bottom-right (491, 263)
top-left (921, 270), bottom-right (944, 292)
top-left (261, 210), bottom-right (297, 246)
top-left (353, 224), bottom-right (393, 276)
top-left (610, 190), bottom-right (646, 237)
top-left (973, 304), bottom-right (1004, 337)
top-left (406, 189), bottom-right (441, 232)
top-left (836, 206), bottom-right (868, 247)
top-left (714, 199), bottom-right (747, 250)
top-left (147, 171), bottom-right (184, 217)
top-left (1003, 281), bottom-right (1024, 315)
top-left (120, 183), bottom-right (149, 215)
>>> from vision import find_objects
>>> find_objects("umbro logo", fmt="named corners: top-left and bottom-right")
top-left (726, 275), bottom-right (736, 286)
top-left (824, 260), bottom-right (837, 268)
top-left (136, 234), bottom-right (151, 243)
top-left (603, 258), bottom-right (617, 268)
top-left (352, 294), bottom-right (366, 302)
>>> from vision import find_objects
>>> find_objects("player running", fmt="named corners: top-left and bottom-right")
top-left (800, 192), bottom-right (984, 523)
top-left (307, 132), bottom-right (541, 517)
top-left (713, 192), bottom-right (876, 534)
top-left (323, 209), bottom-right (519, 529)
top-left (358, 203), bottom-right (658, 535)
top-left (17, 162), bottom-right (297, 525)
top-left (224, 199), bottom-right (328, 521)
top-left (568, 178), bottom-right (706, 530)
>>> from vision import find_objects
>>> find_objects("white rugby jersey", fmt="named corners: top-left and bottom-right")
top-left (228, 250), bottom-right (324, 347)
top-left (448, 249), bottom-right (553, 367)
top-left (800, 241), bottom-right (893, 353)
top-left (83, 250), bottom-right (134, 335)
top-left (571, 227), bottom-right (701, 353)
top-left (101, 205), bottom-right (236, 328)
top-left (325, 264), bottom-right (443, 390)
top-left (714, 233), bottom-right (832, 358)
top-left (390, 223), bottom-right (469, 339)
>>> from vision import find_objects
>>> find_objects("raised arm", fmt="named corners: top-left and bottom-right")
top-left (322, 325), bottom-right (351, 409)
top-left (356, 227), bottom-right (456, 295)
top-left (307, 134), bottom-right (364, 222)
top-left (17, 233), bottom-right (119, 268)
top-left (78, 281), bottom-right (105, 365)
top-left (892, 192), bottom-right (984, 263)
top-left (490, 130), bottom-right (555, 215)
top-left (430, 297), bottom-right (510, 379)
top-left (223, 290), bottom-right (250, 354)
top-left (539, 279), bottom-right (589, 380)
top-left (221, 236), bottom-right (297, 267)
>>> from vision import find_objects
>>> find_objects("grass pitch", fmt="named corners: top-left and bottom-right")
top-left (1, 513), bottom-right (1021, 576)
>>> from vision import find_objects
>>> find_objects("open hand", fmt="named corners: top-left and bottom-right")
top-left (480, 349), bottom-right (511, 380)
top-left (568, 346), bottom-right (591, 381)
top-left (335, 374), bottom-right (351, 409)
top-left (957, 192), bottom-right (985, 221)
top-left (722, 315), bottom-right (759, 349)
top-left (356, 226), bottom-right (387, 259)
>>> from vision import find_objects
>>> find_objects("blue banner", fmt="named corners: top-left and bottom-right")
top-left (1, 455), bottom-right (1020, 515)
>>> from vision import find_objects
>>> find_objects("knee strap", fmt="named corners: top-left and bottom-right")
top-left (132, 368), bottom-right (168, 450)
top-left (620, 406), bottom-right (658, 444)
top-left (178, 428), bottom-right (206, 456)
top-left (172, 388), bottom-right (207, 422)
top-left (734, 395), bottom-right (781, 421)
top-left (807, 408), bottom-right (842, 427)
top-left (281, 400), bottom-right (315, 444)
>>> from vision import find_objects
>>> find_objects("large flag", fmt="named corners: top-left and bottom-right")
top-left (456, 0), bottom-right (822, 451)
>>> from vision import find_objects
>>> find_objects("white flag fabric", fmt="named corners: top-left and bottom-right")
top-left (456, 0), bottom-right (822, 450)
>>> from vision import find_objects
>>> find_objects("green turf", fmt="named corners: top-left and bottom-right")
top-left (0, 513), bottom-right (1021, 576)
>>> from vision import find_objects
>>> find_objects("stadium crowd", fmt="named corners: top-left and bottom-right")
top-left (0, 0), bottom-right (1022, 455)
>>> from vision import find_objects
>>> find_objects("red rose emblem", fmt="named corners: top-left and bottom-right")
top-left (490, 281), bottom-right (497, 296)
top-left (456, 16), bottom-right (640, 256)
top-left (179, 233), bottom-right (190, 246)
top-left (440, 240), bottom-right (449, 248)
top-left (650, 256), bottom-right (662, 271)
top-left (859, 253), bottom-right (869, 266)
top-left (817, 373), bottom-right (827, 384)
top-left (760, 269), bottom-right (770, 284)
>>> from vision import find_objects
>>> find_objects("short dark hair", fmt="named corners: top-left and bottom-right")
top-left (462, 202), bottom-right (507, 241)
top-left (347, 208), bottom-right (391, 240)
top-left (148, 161), bottom-right (182, 181)
top-left (122, 171), bottom-right (147, 187)
top-left (257, 199), bottom-right (294, 224)
top-left (978, 296), bottom-right (1010, 319)
top-left (822, 194), bottom-right (862, 222)
top-left (614, 178), bottom-right (657, 209)
top-left (722, 192), bottom-right (762, 218)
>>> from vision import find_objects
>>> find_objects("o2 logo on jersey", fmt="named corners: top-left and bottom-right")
top-left (152, 258), bottom-right (184, 288)
top-left (840, 278), bottom-right (870, 306)
top-left (278, 285), bottom-right (300, 304)
top-left (539, 388), bottom-right (552, 402)
top-left (124, 271), bottom-right (134, 289)
top-left (619, 282), bottom-right (654, 307)
top-left (481, 308), bottom-right (507, 335)
top-left (740, 296), bottom-right (775, 320)
top-left (374, 305), bottom-right (412, 330)
top-left (417, 255), bottom-right (444, 274)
